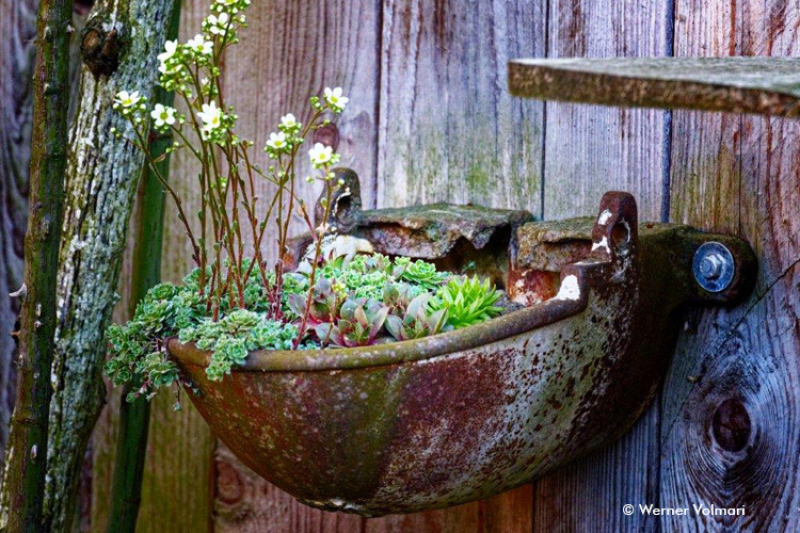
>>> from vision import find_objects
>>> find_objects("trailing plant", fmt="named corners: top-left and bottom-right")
top-left (178, 310), bottom-right (298, 380)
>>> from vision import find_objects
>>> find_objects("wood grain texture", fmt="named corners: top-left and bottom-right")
top-left (509, 58), bottom-right (800, 117)
top-left (540, 0), bottom-right (670, 222)
top-left (81, 0), bottom-right (800, 531)
top-left (377, 0), bottom-right (545, 215)
top-left (532, 0), bottom-right (670, 531)
top-left (661, 0), bottom-right (800, 530)
top-left (0, 0), bottom-right (38, 457)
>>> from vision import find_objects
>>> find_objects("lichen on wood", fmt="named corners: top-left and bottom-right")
top-left (41, 0), bottom-right (176, 531)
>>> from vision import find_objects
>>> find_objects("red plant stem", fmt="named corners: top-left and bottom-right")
top-left (295, 178), bottom-right (335, 346)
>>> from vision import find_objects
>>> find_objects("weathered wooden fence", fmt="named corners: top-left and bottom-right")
top-left (2, 0), bottom-right (798, 531)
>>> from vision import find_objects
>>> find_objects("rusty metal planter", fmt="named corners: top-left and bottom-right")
top-left (169, 189), bottom-right (754, 517)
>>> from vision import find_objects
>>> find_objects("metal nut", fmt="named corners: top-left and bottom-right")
top-left (693, 242), bottom-right (735, 293)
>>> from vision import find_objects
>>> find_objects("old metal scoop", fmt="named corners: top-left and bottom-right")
top-left (169, 180), bottom-right (754, 516)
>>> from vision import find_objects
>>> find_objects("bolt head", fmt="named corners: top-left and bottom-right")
top-left (699, 254), bottom-right (723, 279)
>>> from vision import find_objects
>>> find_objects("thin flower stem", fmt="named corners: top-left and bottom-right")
top-left (131, 121), bottom-right (201, 269)
top-left (295, 173), bottom-right (336, 347)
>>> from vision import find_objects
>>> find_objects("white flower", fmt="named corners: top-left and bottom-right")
top-left (323, 87), bottom-right (349, 112)
top-left (309, 143), bottom-right (334, 169)
top-left (150, 104), bottom-right (177, 127)
top-left (198, 101), bottom-right (223, 135)
top-left (114, 90), bottom-right (141, 108)
top-left (157, 40), bottom-right (178, 63)
top-left (280, 113), bottom-right (300, 130)
top-left (206, 13), bottom-right (230, 35)
top-left (265, 131), bottom-right (288, 151)
top-left (187, 34), bottom-right (213, 56)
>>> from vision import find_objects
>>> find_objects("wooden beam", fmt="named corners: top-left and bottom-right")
top-left (509, 58), bottom-right (800, 117)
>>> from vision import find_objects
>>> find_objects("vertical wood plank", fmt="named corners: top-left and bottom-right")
top-left (377, 0), bottom-right (545, 215)
top-left (661, 0), bottom-right (800, 530)
top-left (135, 2), bottom-right (217, 530)
top-left (541, 0), bottom-right (670, 222)
top-left (368, 0), bottom-right (544, 530)
top-left (213, 445), bottom-right (364, 533)
top-left (534, 1), bottom-right (671, 532)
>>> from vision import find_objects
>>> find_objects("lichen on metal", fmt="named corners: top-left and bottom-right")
top-left (354, 203), bottom-right (534, 259)
top-left (306, 169), bottom-right (534, 261)
top-left (169, 189), bottom-right (756, 517)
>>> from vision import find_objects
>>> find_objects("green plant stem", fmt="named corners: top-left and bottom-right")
top-left (3, 0), bottom-right (72, 531)
top-left (105, 3), bottom-right (181, 532)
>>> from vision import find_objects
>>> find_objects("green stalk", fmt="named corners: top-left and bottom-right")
top-left (3, 0), bottom-right (73, 531)
top-left (105, 2), bottom-right (181, 531)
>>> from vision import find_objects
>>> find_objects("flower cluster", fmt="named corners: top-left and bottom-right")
top-left (113, 91), bottom-right (146, 119)
top-left (107, 0), bottom-right (370, 401)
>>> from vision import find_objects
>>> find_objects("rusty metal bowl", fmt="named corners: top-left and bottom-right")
top-left (168, 192), bottom-right (754, 516)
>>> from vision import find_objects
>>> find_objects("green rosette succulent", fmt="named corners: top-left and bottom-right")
top-left (432, 275), bottom-right (503, 329)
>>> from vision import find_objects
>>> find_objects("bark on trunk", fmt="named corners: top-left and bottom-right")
top-left (42, 0), bottom-right (175, 531)
top-left (105, 4), bottom-right (181, 531)
top-left (0, 0), bottom-right (39, 461)
top-left (2, 0), bottom-right (73, 529)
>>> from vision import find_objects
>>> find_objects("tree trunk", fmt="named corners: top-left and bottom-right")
top-left (105, 3), bottom-right (181, 531)
top-left (2, 0), bottom-right (73, 529)
top-left (42, 0), bottom-right (175, 531)
top-left (0, 0), bottom-right (39, 460)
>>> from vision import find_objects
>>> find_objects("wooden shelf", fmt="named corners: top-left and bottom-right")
top-left (508, 57), bottom-right (800, 117)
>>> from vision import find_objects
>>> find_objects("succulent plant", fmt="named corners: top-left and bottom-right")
top-left (286, 277), bottom-right (342, 325)
top-left (385, 293), bottom-right (450, 341)
top-left (106, 252), bottom-right (506, 401)
top-left (432, 275), bottom-right (502, 329)
top-left (382, 281), bottom-right (420, 313)
top-left (395, 257), bottom-right (449, 291)
top-left (179, 309), bottom-right (298, 381)
top-left (315, 298), bottom-right (390, 348)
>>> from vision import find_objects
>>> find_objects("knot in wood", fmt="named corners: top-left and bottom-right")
top-left (313, 123), bottom-right (340, 151)
top-left (214, 460), bottom-right (244, 505)
top-left (712, 398), bottom-right (751, 453)
top-left (81, 19), bottom-right (122, 78)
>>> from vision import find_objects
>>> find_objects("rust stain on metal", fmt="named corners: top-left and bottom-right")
top-left (171, 187), bottom-right (756, 516)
